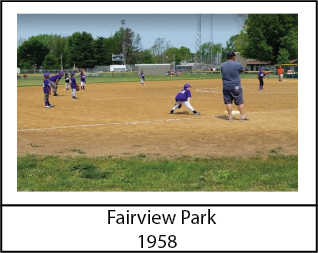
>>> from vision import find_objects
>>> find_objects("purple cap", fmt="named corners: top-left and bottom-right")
top-left (43, 73), bottom-right (50, 77)
top-left (184, 83), bottom-right (192, 88)
top-left (227, 51), bottom-right (236, 58)
top-left (260, 67), bottom-right (264, 70)
top-left (71, 72), bottom-right (75, 76)
top-left (59, 71), bottom-right (65, 74)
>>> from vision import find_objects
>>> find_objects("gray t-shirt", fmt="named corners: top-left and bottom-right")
top-left (221, 60), bottom-right (244, 90)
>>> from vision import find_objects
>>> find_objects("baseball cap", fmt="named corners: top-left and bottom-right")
top-left (59, 71), bottom-right (65, 74)
top-left (71, 72), bottom-right (75, 76)
top-left (43, 73), bottom-right (50, 77)
top-left (227, 51), bottom-right (236, 58)
top-left (184, 83), bottom-right (192, 88)
top-left (260, 67), bottom-right (264, 70)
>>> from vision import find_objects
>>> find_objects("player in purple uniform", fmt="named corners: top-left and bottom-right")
top-left (43, 73), bottom-right (54, 108)
top-left (70, 72), bottom-right (79, 99)
top-left (80, 70), bottom-right (86, 90)
top-left (140, 70), bottom-right (145, 85)
top-left (48, 71), bottom-right (64, 96)
top-left (258, 67), bottom-right (265, 90)
top-left (169, 83), bottom-right (200, 115)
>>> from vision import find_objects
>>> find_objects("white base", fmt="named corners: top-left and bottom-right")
top-left (224, 110), bottom-right (240, 115)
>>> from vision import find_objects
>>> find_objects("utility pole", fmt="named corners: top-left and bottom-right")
top-left (195, 14), bottom-right (201, 71)
top-left (61, 53), bottom-right (63, 71)
top-left (210, 14), bottom-right (213, 68)
top-left (121, 20), bottom-right (126, 66)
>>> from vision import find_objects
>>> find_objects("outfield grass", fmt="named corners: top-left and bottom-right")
top-left (17, 72), bottom-right (277, 87)
top-left (17, 154), bottom-right (298, 191)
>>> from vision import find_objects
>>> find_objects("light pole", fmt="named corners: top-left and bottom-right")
top-left (61, 53), bottom-right (63, 71)
top-left (121, 20), bottom-right (126, 66)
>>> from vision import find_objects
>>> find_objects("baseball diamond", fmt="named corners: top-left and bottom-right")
top-left (17, 79), bottom-right (298, 158)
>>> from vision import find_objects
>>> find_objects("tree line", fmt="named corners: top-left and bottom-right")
top-left (17, 14), bottom-right (298, 70)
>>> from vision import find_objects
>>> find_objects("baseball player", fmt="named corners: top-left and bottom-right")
top-left (277, 66), bottom-right (284, 81)
top-left (70, 72), bottom-right (79, 99)
top-left (258, 67), bottom-right (265, 90)
top-left (169, 83), bottom-right (200, 115)
top-left (43, 73), bottom-right (54, 108)
top-left (65, 71), bottom-right (70, 90)
top-left (48, 71), bottom-right (64, 96)
top-left (140, 70), bottom-right (145, 85)
top-left (80, 70), bottom-right (86, 89)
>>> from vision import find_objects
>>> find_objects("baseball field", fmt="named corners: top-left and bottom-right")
top-left (18, 77), bottom-right (298, 158)
top-left (17, 76), bottom-right (298, 191)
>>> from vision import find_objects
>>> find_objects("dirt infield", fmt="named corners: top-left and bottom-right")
top-left (17, 79), bottom-right (298, 158)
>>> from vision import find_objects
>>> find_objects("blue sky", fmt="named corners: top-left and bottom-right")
top-left (12, 1), bottom-right (312, 56)
top-left (17, 14), bottom-right (242, 52)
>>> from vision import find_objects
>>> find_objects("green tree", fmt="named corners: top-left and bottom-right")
top-left (94, 36), bottom-right (111, 66)
top-left (110, 31), bottom-right (122, 55)
top-left (67, 31), bottom-right (96, 68)
top-left (276, 48), bottom-right (290, 64)
top-left (27, 34), bottom-right (70, 68)
top-left (119, 27), bottom-right (142, 64)
top-left (162, 47), bottom-right (179, 64)
top-left (29, 34), bottom-right (55, 51)
top-left (52, 36), bottom-right (69, 66)
top-left (17, 40), bottom-right (50, 68)
top-left (136, 49), bottom-right (155, 64)
top-left (239, 14), bottom-right (298, 64)
top-left (225, 34), bottom-right (239, 52)
top-left (151, 38), bottom-right (172, 63)
top-left (18, 60), bottom-right (33, 69)
top-left (42, 54), bottom-right (60, 69)
top-left (179, 46), bottom-right (191, 63)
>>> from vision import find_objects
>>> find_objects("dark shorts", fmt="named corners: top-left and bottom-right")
top-left (223, 88), bottom-right (244, 105)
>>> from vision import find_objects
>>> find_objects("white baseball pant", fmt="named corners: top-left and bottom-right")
top-left (172, 101), bottom-right (195, 112)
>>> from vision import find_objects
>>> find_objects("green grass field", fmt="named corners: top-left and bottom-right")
top-left (17, 72), bottom-right (279, 87)
top-left (17, 153), bottom-right (297, 191)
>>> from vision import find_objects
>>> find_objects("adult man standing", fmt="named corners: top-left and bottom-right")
top-left (220, 52), bottom-right (248, 122)
top-left (48, 71), bottom-right (64, 96)
top-left (276, 66), bottom-right (284, 81)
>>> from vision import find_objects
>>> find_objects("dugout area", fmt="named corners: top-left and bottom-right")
top-left (17, 79), bottom-right (298, 159)
top-left (274, 64), bottom-right (298, 79)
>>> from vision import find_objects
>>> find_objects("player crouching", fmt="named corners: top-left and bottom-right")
top-left (169, 83), bottom-right (200, 115)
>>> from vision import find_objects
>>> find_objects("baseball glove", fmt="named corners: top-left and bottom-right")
top-left (76, 85), bottom-right (80, 91)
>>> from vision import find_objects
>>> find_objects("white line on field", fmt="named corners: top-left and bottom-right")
top-left (17, 109), bottom-right (298, 132)
top-left (94, 97), bottom-right (134, 100)
top-left (196, 88), bottom-right (297, 93)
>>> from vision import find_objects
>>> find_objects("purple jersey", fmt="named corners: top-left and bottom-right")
top-left (49, 74), bottom-right (62, 82)
top-left (80, 74), bottom-right (85, 82)
top-left (141, 73), bottom-right (145, 80)
top-left (70, 77), bottom-right (77, 89)
top-left (175, 89), bottom-right (192, 102)
top-left (258, 71), bottom-right (264, 78)
top-left (43, 79), bottom-right (51, 93)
